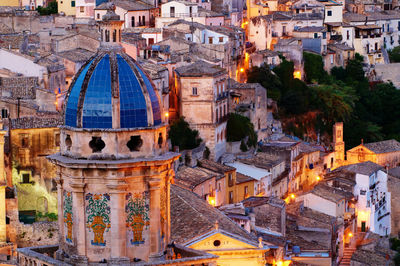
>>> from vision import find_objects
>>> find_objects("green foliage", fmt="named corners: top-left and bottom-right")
top-left (303, 52), bottom-right (328, 83)
top-left (389, 46), bottom-right (400, 63)
top-left (247, 64), bottom-right (282, 101)
top-left (226, 113), bottom-right (257, 147)
top-left (247, 52), bottom-right (400, 148)
top-left (345, 53), bottom-right (365, 82)
top-left (36, 212), bottom-right (58, 221)
top-left (312, 83), bottom-right (357, 123)
top-left (330, 66), bottom-right (347, 81)
top-left (390, 238), bottom-right (400, 251)
top-left (168, 117), bottom-right (202, 150)
top-left (36, 1), bottom-right (58, 15)
top-left (394, 252), bottom-right (400, 266)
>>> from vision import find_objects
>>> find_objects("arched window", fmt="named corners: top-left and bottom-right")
top-left (105, 30), bottom-right (110, 42)
top-left (131, 16), bottom-right (135, 27)
top-left (142, 15), bottom-right (146, 26)
top-left (113, 29), bottom-right (117, 42)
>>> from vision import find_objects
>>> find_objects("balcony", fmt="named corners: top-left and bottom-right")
top-left (216, 91), bottom-right (229, 101)
top-left (162, 12), bottom-right (199, 18)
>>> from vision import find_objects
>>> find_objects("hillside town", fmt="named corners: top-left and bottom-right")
top-left (0, 0), bottom-right (399, 265)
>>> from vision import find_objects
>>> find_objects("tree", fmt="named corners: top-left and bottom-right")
top-left (345, 53), bottom-right (365, 82)
top-left (168, 117), bottom-right (202, 150)
top-left (330, 66), bottom-right (347, 81)
top-left (226, 113), bottom-right (257, 147)
top-left (388, 46), bottom-right (400, 63)
top-left (313, 83), bottom-right (357, 124)
top-left (247, 64), bottom-right (282, 101)
top-left (37, 1), bottom-right (58, 15)
top-left (303, 52), bottom-right (327, 83)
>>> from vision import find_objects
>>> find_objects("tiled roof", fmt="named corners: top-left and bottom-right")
top-left (389, 167), bottom-right (400, 178)
top-left (309, 184), bottom-right (349, 203)
top-left (57, 48), bottom-right (95, 63)
top-left (96, 0), bottom-right (155, 11)
top-left (239, 152), bottom-right (284, 171)
top-left (294, 26), bottom-right (325, 32)
top-left (351, 249), bottom-right (390, 265)
top-left (175, 60), bottom-right (225, 77)
top-left (197, 159), bottom-right (235, 173)
top-left (363, 139), bottom-right (400, 154)
top-left (170, 185), bottom-right (257, 244)
top-left (227, 78), bottom-right (266, 91)
top-left (336, 161), bottom-right (383, 176)
top-left (175, 166), bottom-right (222, 190)
top-left (236, 172), bottom-right (257, 184)
top-left (11, 117), bottom-right (62, 129)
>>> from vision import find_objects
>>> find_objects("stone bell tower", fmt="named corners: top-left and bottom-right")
top-left (333, 122), bottom-right (345, 168)
top-left (48, 6), bottom-right (179, 264)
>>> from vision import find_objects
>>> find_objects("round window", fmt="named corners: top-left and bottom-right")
top-left (213, 240), bottom-right (221, 247)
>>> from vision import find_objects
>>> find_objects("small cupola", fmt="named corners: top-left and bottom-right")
top-left (99, 3), bottom-right (124, 47)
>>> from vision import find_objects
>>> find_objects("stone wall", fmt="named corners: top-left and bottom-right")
top-left (15, 221), bottom-right (58, 248)
top-left (388, 173), bottom-right (400, 237)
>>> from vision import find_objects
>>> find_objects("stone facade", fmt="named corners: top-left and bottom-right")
top-left (10, 123), bottom-right (61, 217)
top-left (175, 61), bottom-right (228, 161)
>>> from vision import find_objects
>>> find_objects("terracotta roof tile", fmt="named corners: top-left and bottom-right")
top-left (171, 185), bottom-right (257, 244)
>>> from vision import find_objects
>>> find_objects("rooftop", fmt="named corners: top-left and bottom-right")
top-left (236, 172), bottom-right (257, 184)
top-left (170, 185), bottom-right (257, 245)
top-left (175, 166), bottom-right (223, 190)
top-left (57, 48), bottom-right (95, 63)
top-left (239, 152), bottom-right (284, 171)
top-left (336, 161), bottom-right (383, 176)
top-left (294, 26), bottom-right (325, 32)
top-left (389, 167), bottom-right (400, 178)
top-left (363, 139), bottom-right (400, 154)
top-left (174, 60), bottom-right (225, 77)
top-left (197, 158), bottom-right (235, 174)
top-left (96, 0), bottom-right (155, 11)
top-left (11, 117), bottom-right (63, 129)
top-left (351, 249), bottom-right (390, 265)
top-left (309, 183), bottom-right (351, 203)
top-left (226, 161), bottom-right (271, 181)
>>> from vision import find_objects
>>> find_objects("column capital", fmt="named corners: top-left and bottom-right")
top-left (149, 178), bottom-right (161, 190)
top-left (70, 183), bottom-right (86, 193)
top-left (106, 183), bottom-right (128, 193)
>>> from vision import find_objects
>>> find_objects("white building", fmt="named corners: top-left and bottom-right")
top-left (336, 161), bottom-right (391, 236)
top-left (302, 184), bottom-right (347, 218)
top-left (156, 1), bottom-right (225, 28)
top-left (226, 161), bottom-right (273, 197)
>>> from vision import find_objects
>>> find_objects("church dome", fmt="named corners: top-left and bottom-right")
top-left (64, 51), bottom-right (162, 129)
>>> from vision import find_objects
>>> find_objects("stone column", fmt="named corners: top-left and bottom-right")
top-left (55, 173), bottom-right (64, 246)
top-left (148, 178), bottom-right (162, 261)
top-left (107, 183), bottom-right (129, 263)
top-left (166, 169), bottom-right (174, 244)
top-left (0, 186), bottom-right (5, 243)
top-left (0, 124), bottom-right (7, 242)
top-left (70, 182), bottom-right (87, 257)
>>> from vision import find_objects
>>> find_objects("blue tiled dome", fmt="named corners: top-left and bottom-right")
top-left (64, 52), bottom-right (162, 129)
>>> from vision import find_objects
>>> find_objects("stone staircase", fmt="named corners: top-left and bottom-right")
top-left (339, 247), bottom-right (356, 266)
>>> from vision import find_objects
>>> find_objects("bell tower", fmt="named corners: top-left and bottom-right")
top-left (48, 6), bottom-right (179, 264)
top-left (333, 122), bottom-right (345, 168)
